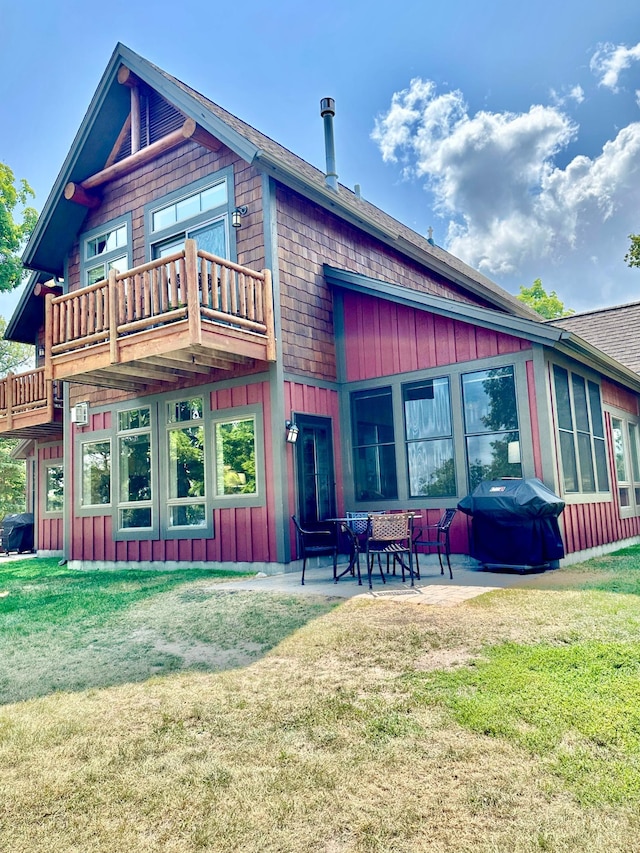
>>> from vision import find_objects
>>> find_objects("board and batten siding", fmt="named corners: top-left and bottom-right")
top-left (69, 380), bottom-right (276, 564)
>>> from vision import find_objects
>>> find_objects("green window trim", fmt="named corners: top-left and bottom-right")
top-left (42, 461), bottom-right (64, 516)
top-left (79, 214), bottom-right (132, 288)
top-left (609, 409), bottom-right (640, 518)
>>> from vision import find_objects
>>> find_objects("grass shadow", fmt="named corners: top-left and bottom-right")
top-left (0, 558), bottom-right (340, 705)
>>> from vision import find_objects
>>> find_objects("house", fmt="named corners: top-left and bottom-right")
top-left (4, 43), bottom-right (640, 570)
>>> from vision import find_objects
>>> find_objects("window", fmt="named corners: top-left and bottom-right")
top-left (553, 366), bottom-right (608, 494)
top-left (462, 366), bottom-right (522, 490)
top-left (81, 440), bottom-right (111, 507)
top-left (351, 388), bottom-right (398, 501)
top-left (403, 378), bottom-right (455, 497)
top-left (118, 407), bottom-right (153, 530)
top-left (611, 415), bottom-right (640, 516)
top-left (81, 217), bottom-right (130, 286)
top-left (43, 463), bottom-right (64, 514)
top-left (214, 417), bottom-right (257, 496)
top-left (148, 175), bottom-right (230, 261)
top-left (167, 397), bottom-right (206, 528)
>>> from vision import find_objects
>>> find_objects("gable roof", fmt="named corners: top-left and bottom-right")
top-left (549, 301), bottom-right (640, 375)
top-left (22, 43), bottom-right (537, 321)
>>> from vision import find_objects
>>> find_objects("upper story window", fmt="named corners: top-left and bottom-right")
top-left (147, 173), bottom-right (231, 261)
top-left (403, 378), bottom-right (455, 498)
top-left (82, 217), bottom-right (130, 286)
top-left (552, 365), bottom-right (608, 495)
top-left (462, 366), bottom-right (522, 491)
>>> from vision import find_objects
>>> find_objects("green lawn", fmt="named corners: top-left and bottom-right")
top-left (1, 551), bottom-right (640, 851)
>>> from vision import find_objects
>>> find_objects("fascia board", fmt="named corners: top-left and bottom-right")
top-left (324, 265), bottom-right (564, 348)
top-left (555, 334), bottom-right (640, 394)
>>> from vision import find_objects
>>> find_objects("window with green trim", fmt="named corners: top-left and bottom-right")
top-left (80, 440), bottom-right (111, 508)
top-left (118, 407), bottom-right (153, 530)
top-left (43, 462), bottom-right (64, 514)
top-left (82, 218), bottom-right (130, 286)
top-left (166, 397), bottom-right (206, 529)
top-left (553, 365), bottom-right (608, 494)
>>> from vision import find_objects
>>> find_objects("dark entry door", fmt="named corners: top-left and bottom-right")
top-left (295, 415), bottom-right (336, 527)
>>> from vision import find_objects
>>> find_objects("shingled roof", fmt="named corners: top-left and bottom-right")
top-left (550, 301), bottom-right (640, 374)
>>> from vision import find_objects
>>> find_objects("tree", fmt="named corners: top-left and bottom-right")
top-left (624, 234), bottom-right (640, 269)
top-left (0, 162), bottom-right (37, 292)
top-left (0, 317), bottom-right (34, 374)
top-left (517, 279), bottom-right (574, 320)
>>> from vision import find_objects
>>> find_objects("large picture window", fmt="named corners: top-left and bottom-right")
top-left (43, 462), bottom-right (64, 514)
top-left (80, 440), bottom-right (111, 508)
top-left (462, 366), bottom-right (522, 490)
top-left (351, 388), bottom-right (398, 501)
top-left (553, 366), bottom-right (608, 494)
top-left (403, 378), bottom-right (455, 497)
top-left (214, 417), bottom-right (257, 496)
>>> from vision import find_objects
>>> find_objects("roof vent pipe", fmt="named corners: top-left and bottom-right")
top-left (320, 98), bottom-right (338, 191)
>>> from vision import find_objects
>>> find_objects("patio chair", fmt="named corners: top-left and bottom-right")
top-left (412, 508), bottom-right (456, 579)
top-left (364, 512), bottom-right (414, 589)
top-left (291, 516), bottom-right (338, 585)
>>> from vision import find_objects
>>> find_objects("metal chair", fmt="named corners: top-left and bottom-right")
top-left (412, 508), bottom-right (456, 579)
top-left (291, 516), bottom-right (338, 585)
top-left (364, 512), bottom-right (415, 589)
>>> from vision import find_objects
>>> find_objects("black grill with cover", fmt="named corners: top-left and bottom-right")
top-left (458, 478), bottom-right (564, 572)
top-left (0, 513), bottom-right (35, 555)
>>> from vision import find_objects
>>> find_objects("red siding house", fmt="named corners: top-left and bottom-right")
top-left (4, 43), bottom-right (640, 570)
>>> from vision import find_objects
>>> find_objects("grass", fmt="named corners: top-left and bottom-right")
top-left (1, 550), bottom-right (640, 851)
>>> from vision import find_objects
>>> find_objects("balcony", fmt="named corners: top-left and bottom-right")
top-left (0, 368), bottom-right (63, 439)
top-left (44, 240), bottom-right (276, 391)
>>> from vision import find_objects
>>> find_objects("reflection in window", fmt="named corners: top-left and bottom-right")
top-left (168, 398), bottom-right (206, 528)
top-left (553, 366), bottom-right (608, 494)
top-left (351, 388), bottom-right (398, 501)
top-left (611, 416), bottom-right (640, 515)
top-left (118, 408), bottom-right (152, 530)
top-left (215, 418), bottom-right (257, 495)
top-left (462, 366), bottom-right (522, 490)
top-left (45, 464), bottom-right (64, 513)
top-left (403, 378), bottom-right (455, 497)
top-left (84, 223), bottom-right (128, 286)
top-left (81, 440), bottom-right (111, 507)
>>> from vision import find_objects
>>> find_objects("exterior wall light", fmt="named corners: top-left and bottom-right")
top-left (285, 420), bottom-right (299, 443)
top-left (232, 205), bottom-right (248, 228)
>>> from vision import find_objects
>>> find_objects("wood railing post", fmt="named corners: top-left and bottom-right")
top-left (44, 294), bottom-right (54, 381)
top-left (185, 239), bottom-right (202, 345)
top-left (262, 269), bottom-right (276, 362)
top-left (108, 268), bottom-right (119, 364)
top-left (6, 372), bottom-right (13, 430)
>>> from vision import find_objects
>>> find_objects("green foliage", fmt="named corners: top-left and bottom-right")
top-left (0, 162), bottom-right (37, 292)
top-left (0, 317), bottom-right (34, 375)
top-left (0, 439), bottom-right (26, 517)
top-left (517, 278), bottom-right (574, 319)
top-left (625, 234), bottom-right (640, 268)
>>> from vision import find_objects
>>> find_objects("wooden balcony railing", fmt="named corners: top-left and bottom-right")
top-left (0, 368), bottom-right (63, 438)
top-left (45, 239), bottom-right (276, 390)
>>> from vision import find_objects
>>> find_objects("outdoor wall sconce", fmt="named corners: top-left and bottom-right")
top-left (37, 345), bottom-right (46, 360)
top-left (232, 205), bottom-right (248, 228)
top-left (285, 420), bottom-right (299, 444)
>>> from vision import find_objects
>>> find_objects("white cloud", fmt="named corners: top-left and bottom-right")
top-left (550, 84), bottom-right (584, 107)
top-left (372, 78), bottom-right (640, 309)
top-left (590, 41), bottom-right (640, 91)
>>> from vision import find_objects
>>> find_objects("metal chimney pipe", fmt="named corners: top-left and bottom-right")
top-left (320, 97), bottom-right (338, 191)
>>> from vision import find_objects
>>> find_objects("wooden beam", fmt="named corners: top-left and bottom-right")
top-left (131, 85), bottom-right (141, 154)
top-left (81, 119), bottom-right (198, 191)
top-left (104, 114), bottom-right (131, 169)
top-left (117, 65), bottom-right (142, 88)
top-left (190, 125), bottom-right (222, 153)
top-left (34, 282), bottom-right (63, 298)
top-left (63, 182), bottom-right (101, 209)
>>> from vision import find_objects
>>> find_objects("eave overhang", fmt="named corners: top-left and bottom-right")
top-left (4, 271), bottom-right (55, 345)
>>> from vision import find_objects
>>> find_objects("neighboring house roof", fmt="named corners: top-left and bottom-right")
top-left (549, 301), bottom-right (640, 375)
top-left (21, 42), bottom-right (537, 321)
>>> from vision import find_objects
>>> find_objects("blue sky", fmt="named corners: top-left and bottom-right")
top-left (1, 0), bottom-right (639, 321)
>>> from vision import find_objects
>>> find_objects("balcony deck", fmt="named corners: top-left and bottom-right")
top-left (45, 240), bottom-right (276, 391)
top-left (0, 368), bottom-right (63, 439)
